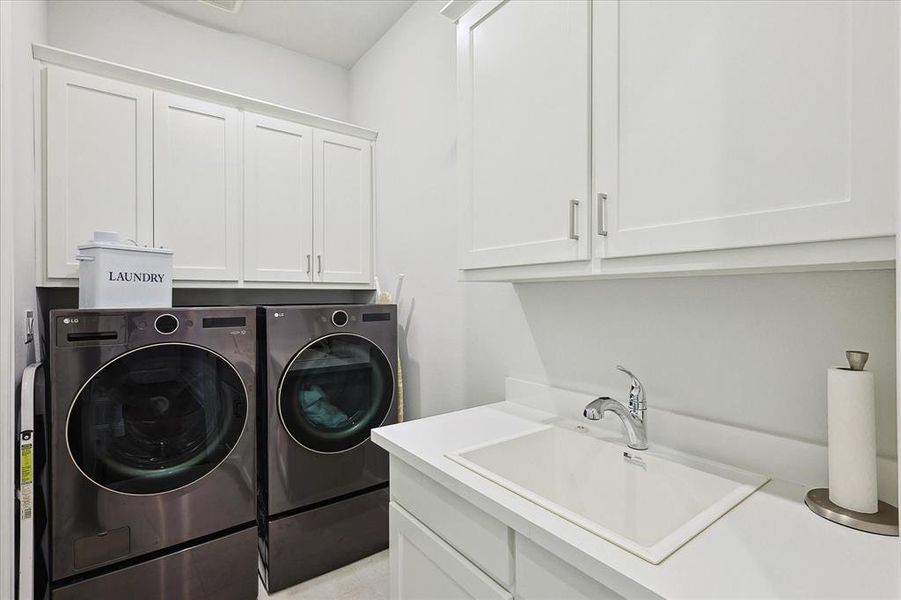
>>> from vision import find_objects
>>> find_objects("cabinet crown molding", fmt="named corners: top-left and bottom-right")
top-left (32, 43), bottom-right (378, 141)
top-left (439, 0), bottom-right (477, 22)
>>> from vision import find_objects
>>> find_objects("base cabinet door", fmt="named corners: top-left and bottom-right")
top-left (389, 503), bottom-right (511, 600)
top-left (44, 66), bottom-right (153, 279)
top-left (243, 113), bottom-right (314, 283)
top-left (514, 534), bottom-right (626, 600)
top-left (458, 0), bottom-right (591, 270)
top-left (153, 92), bottom-right (241, 281)
top-left (595, 0), bottom-right (898, 259)
top-left (313, 129), bottom-right (373, 284)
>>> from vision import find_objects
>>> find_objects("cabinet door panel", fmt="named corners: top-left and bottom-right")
top-left (390, 457), bottom-right (512, 588)
top-left (243, 113), bottom-right (313, 282)
top-left (389, 503), bottom-right (511, 600)
top-left (598, 0), bottom-right (897, 258)
top-left (460, 0), bottom-right (591, 269)
top-left (153, 93), bottom-right (240, 281)
top-left (515, 534), bottom-right (626, 600)
top-left (45, 67), bottom-right (152, 278)
top-left (313, 130), bottom-right (372, 284)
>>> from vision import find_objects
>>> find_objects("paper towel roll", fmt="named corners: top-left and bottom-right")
top-left (827, 367), bottom-right (877, 513)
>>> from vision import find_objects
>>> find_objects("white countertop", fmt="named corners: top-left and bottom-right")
top-left (373, 400), bottom-right (900, 599)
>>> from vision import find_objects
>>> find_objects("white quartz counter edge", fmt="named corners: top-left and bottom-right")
top-left (373, 401), bottom-right (900, 599)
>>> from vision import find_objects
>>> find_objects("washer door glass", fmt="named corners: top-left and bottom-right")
top-left (67, 344), bottom-right (247, 495)
top-left (279, 334), bottom-right (394, 453)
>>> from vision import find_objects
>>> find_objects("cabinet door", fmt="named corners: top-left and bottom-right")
top-left (45, 67), bottom-right (152, 279)
top-left (459, 0), bottom-right (591, 269)
top-left (514, 534), bottom-right (626, 600)
top-left (312, 130), bottom-right (372, 284)
top-left (153, 92), bottom-right (240, 281)
top-left (595, 0), bottom-right (898, 259)
top-left (389, 503), bottom-right (511, 600)
top-left (243, 113), bottom-right (313, 282)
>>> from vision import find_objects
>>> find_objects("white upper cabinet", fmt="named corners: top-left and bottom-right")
top-left (44, 66), bottom-right (152, 279)
top-left (458, 0), bottom-right (591, 269)
top-left (243, 113), bottom-right (314, 283)
top-left (313, 130), bottom-right (373, 284)
top-left (595, 0), bottom-right (898, 259)
top-left (455, 0), bottom-right (897, 279)
top-left (153, 92), bottom-right (241, 281)
top-left (37, 48), bottom-right (377, 289)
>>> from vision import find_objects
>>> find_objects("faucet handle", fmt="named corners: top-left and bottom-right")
top-left (616, 365), bottom-right (646, 412)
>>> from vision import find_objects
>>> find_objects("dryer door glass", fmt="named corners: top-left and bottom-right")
top-left (279, 334), bottom-right (394, 453)
top-left (67, 343), bottom-right (247, 495)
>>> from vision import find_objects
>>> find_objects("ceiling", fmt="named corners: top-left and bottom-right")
top-left (140, 0), bottom-right (415, 68)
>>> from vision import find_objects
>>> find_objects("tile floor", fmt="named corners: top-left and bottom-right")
top-left (259, 550), bottom-right (389, 600)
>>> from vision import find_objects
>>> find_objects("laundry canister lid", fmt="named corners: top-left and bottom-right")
top-left (77, 231), bottom-right (173, 255)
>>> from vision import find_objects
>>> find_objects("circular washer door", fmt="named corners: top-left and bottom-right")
top-left (66, 343), bottom-right (247, 495)
top-left (278, 333), bottom-right (394, 454)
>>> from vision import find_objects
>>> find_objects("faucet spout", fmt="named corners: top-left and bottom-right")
top-left (583, 398), bottom-right (607, 421)
top-left (583, 397), bottom-right (648, 451)
top-left (583, 366), bottom-right (649, 450)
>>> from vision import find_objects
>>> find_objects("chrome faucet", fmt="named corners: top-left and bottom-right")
top-left (583, 366), bottom-right (648, 450)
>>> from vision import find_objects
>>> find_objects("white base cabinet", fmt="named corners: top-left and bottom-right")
top-left (388, 457), bottom-right (635, 600)
top-left (515, 534), bottom-right (624, 600)
top-left (389, 504), bottom-right (512, 600)
top-left (39, 57), bottom-right (376, 288)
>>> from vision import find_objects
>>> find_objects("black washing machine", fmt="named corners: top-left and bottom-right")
top-left (44, 307), bottom-right (258, 600)
top-left (258, 304), bottom-right (397, 593)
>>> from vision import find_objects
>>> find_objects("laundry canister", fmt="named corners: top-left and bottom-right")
top-left (76, 231), bottom-right (174, 309)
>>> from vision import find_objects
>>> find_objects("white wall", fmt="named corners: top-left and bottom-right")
top-left (11, 0), bottom-right (45, 384)
top-left (350, 2), bottom-right (897, 461)
top-left (2, 1), bottom-right (47, 595)
top-left (511, 272), bottom-right (896, 456)
top-left (350, 0), bottom-right (467, 419)
top-left (47, 0), bottom-right (349, 120)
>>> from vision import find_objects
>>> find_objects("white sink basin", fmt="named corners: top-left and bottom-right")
top-left (446, 425), bottom-right (769, 564)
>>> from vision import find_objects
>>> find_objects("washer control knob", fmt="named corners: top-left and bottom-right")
top-left (154, 314), bottom-right (179, 335)
top-left (331, 310), bottom-right (349, 327)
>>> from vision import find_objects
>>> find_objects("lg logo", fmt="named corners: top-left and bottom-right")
top-left (62, 318), bottom-right (79, 325)
top-left (229, 330), bottom-right (247, 336)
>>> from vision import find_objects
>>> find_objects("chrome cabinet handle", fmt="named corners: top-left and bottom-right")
top-left (569, 199), bottom-right (580, 241)
top-left (317, 254), bottom-right (322, 274)
top-left (305, 254), bottom-right (311, 274)
top-left (597, 193), bottom-right (608, 237)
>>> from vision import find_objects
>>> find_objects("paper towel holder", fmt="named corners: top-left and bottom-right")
top-left (805, 489), bottom-right (898, 536)
top-left (805, 349), bottom-right (898, 535)
top-left (844, 350), bottom-right (869, 371)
